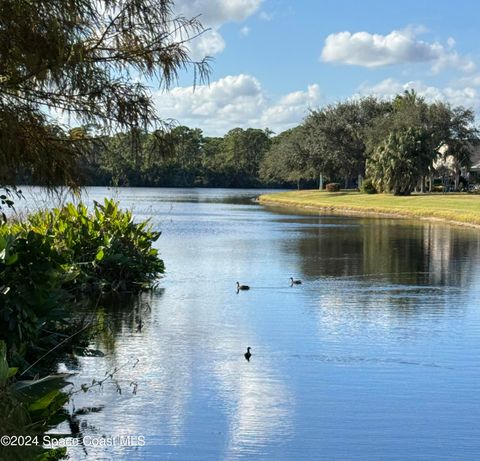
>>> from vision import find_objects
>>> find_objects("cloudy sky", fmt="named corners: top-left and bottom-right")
top-left (154, 0), bottom-right (480, 136)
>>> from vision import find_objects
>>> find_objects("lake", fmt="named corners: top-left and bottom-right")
top-left (21, 187), bottom-right (480, 460)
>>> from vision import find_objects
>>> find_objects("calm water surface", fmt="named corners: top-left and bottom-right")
top-left (22, 187), bottom-right (480, 460)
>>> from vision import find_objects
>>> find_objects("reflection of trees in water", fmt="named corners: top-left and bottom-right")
top-left (58, 291), bottom-right (162, 374)
top-left (92, 289), bottom-right (164, 354)
top-left (292, 216), bottom-right (480, 287)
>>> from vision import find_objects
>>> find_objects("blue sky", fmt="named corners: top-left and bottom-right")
top-left (153, 0), bottom-right (480, 135)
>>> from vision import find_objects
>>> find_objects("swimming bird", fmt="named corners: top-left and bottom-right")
top-left (244, 347), bottom-right (252, 361)
top-left (290, 277), bottom-right (302, 285)
top-left (236, 282), bottom-right (250, 291)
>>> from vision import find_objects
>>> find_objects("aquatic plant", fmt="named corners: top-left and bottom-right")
top-left (0, 199), bottom-right (164, 361)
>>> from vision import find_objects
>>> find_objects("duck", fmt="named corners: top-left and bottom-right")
top-left (236, 282), bottom-right (250, 291)
top-left (244, 347), bottom-right (252, 361)
top-left (290, 277), bottom-right (302, 285)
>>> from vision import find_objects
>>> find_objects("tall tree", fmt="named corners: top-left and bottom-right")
top-left (303, 98), bottom-right (390, 187)
top-left (365, 90), bottom-right (478, 191)
top-left (259, 126), bottom-right (313, 188)
top-left (0, 0), bottom-right (209, 188)
top-left (219, 128), bottom-right (271, 186)
top-left (428, 102), bottom-right (477, 168)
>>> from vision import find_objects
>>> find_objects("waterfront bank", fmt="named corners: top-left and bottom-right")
top-left (259, 190), bottom-right (480, 228)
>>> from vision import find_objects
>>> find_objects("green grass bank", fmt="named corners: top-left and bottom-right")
top-left (259, 190), bottom-right (480, 228)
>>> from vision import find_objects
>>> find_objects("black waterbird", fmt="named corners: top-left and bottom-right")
top-left (236, 282), bottom-right (250, 291)
top-left (244, 347), bottom-right (252, 361)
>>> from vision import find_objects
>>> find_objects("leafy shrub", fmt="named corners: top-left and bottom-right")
top-left (0, 229), bottom-right (72, 355)
top-left (325, 183), bottom-right (340, 192)
top-left (18, 199), bottom-right (164, 292)
top-left (0, 199), bottom-right (164, 357)
top-left (0, 201), bottom-right (163, 455)
top-left (0, 340), bottom-right (70, 461)
top-left (360, 178), bottom-right (377, 194)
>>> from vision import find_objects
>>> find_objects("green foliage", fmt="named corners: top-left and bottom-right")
top-left (87, 126), bottom-right (273, 188)
top-left (257, 91), bottom-right (478, 192)
top-left (0, 341), bottom-right (18, 386)
top-left (259, 126), bottom-right (314, 187)
top-left (303, 98), bottom-right (391, 181)
top-left (23, 199), bottom-right (165, 292)
top-left (16, 91), bottom-right (475, 190)
top-left (0, 199), bottom-right (164, 355)
top-left (0, 226), bottom-right (72, 355)
top-left (218, 128), bottom-right (272, 186)
top-left (325, 183), bottom-right (341, 192)
top-left (367, 127), bottom-right (433, 195)
top-left (360, 178), bottom-right (377, 194)
top-left (365, 90), bottom-right (477, 167)
top-left (0, 340), bottom-right (71, 461)
top-left (0, 199), bottom-right (163, 459)
top-left (0, 0), bottom-right (209, 188)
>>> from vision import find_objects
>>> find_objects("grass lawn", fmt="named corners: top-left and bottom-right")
top-left (258, 190), bottom-right (480, 227)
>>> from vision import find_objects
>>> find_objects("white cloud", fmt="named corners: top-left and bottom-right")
top-left (174, 0), bottom-right (262, 58)
top-left (187, 29), bottom-right (226, 61)
top-left (154, 75), bottom-right (321, 135)
top-left (176, 0), bottom-right (263, 28)
top-left (240, 26), bottom-right (250, 37)
top-left (357, 78), bottom-right (479, 109)
top-left (321, 27), bottom-right (475, 73)
top-left (457, 73), bottom-right (480, 87)
top-left (260, 84), bottom-right (321, 126)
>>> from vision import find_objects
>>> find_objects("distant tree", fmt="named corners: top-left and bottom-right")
top-left (365, 90), bottom-right (427, 155)
top-left (367, 127), bottom-right (432, 195)
top-left (303, 109), bottom-right (341, 187)
top-left (260, 127), bottom-right (313, 188)
top-left (365, 90), bottom-right (478, 191)
top-left (160, 126), bottom-right (204, 186)
top-left (427, 102), bottom-right (477, 167)
top-left (303, 98), bottom-right (390, 188)
top-left (219, 128), bottom-right (272, 186)
top-left (200, 136), bottom-right (224, 185)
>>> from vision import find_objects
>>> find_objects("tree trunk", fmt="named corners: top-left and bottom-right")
top-left (319, 172), bottom-right (324, 190)
top-left (429, 175), bottom-right (433, 192)
top-left (358, 174), bottom-right (363, 189)
top-left (454, 171), bottom-right (460, 191)
top-left (344, 175), bottom-right (348, 189)
top-left (297, 178), bottom-right (300, 190)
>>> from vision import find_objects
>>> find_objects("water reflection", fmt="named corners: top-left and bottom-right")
top-left (40, 188), bottom-right (480, 460)
top-left (213, 348), bottom-right (292, 460)
top-left (278, 213), bottom-right (480, 287)
top-left (56, 283), bottom-right (293, 460)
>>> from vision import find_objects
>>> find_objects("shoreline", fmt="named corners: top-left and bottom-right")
top-left (258, 191), bottom-right (480, 230)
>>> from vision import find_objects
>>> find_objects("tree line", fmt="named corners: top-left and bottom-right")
top-left (261, 91), bottom-right (478, 194)
top-left (66, 90), bottom-right (477, 194)
top-left (78, 126), bottom-right (277, 188)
